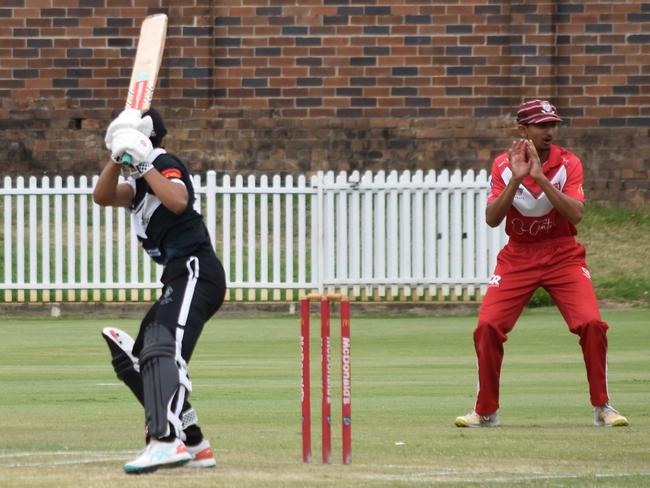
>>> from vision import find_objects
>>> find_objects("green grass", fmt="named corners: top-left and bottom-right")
top-left (579, 204), bottom-right (650, 306)
top-left (0, 308), bottom-right (649, 487)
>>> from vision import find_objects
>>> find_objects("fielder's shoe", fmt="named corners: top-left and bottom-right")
top-left (123, 438), bottom-right (191, 474)
top-left (454, 410), bottom-right (500, 428)
top-left (186, 439), bottom-right (217, 468)
top-left (593, 404), bottom-right (629, 427)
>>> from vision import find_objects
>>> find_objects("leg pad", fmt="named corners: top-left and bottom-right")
top-left (140, 324), bottom-right (190, 438)
top-left (102, 327), bottom-right (144, 405)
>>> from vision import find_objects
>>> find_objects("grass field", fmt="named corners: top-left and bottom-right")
top-left (0, 307), bottom-right (648, 487)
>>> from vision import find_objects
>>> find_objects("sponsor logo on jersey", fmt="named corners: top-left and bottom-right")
top-left (488, 274), bottom-right (501, 287)
top-left (511, 217), bottom-right (556, 236)
top-left (162, 168), bottom-right (182, 179)
top-left (581, 267), bottom-right (592, 280)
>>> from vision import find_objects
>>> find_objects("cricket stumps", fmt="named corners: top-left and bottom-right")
top-left (300, 292), bottom-right (351, 465)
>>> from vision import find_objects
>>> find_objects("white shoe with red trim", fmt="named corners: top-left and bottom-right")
top-left (123, 438), bottom-right (191, 474)
top-left (186, 439), bottom-right (217, 468)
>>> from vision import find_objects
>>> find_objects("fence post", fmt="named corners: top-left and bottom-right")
top-left (316, 171), bottom-right (325, 295)
top-left (4, 176), bottom-right (12, 302)
top-left (248, 174), bottom-right (257, 301)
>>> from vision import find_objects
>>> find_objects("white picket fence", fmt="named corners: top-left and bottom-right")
top-left (0, 170), bottom-right (507, 303)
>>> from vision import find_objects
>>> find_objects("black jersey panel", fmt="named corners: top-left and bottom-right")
top-left (130, 152), bottom-right (211, 264)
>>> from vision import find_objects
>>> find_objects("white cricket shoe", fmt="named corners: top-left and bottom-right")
top-left (594, 404), bottom-right (629, 427)
top-left (123, 438), bottom-right (191, 474)
top-left (454, 410), bottom-right (500, 428)
top-left (186, 439), bottom-right (217, 468)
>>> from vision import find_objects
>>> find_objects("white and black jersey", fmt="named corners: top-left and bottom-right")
top-left (126, 148), bottom-right (211, 265)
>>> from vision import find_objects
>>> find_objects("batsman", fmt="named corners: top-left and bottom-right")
top-left (94, 107), bottom-right (227, 473)
top-left (455, 100), bottom-right (629, 429)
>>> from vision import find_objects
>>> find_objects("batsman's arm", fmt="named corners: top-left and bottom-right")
top-left (143, 169), bottom-right (188, 215)
top-left (93, 161), bottom-right (134, 208)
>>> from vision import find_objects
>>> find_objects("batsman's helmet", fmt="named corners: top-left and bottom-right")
top-left (143, 107), bottom-right (167, 147)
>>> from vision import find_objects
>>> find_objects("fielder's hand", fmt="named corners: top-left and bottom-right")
top-left (525, 140), bottom-right (544, 181)
top-left (105, 108), bottom-right (154, 151)
top-left (508, 139), bottom-right (530, 181)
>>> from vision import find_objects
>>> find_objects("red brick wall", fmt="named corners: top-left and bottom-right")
top-left (0, 0), bottom-right (648, 206)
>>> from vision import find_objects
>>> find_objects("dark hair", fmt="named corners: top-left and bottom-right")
top-left (143, 107), bottom-right (167, 147)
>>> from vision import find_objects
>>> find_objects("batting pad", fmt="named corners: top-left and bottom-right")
top-left (140, 323), bottom-right (191, 438)
top-left (102, 327), bottom-right (144, 406)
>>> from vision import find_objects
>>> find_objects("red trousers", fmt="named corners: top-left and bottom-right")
top-left (474, 236), bottom-right (609, 415)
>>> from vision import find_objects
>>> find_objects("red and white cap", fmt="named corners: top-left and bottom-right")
top-left (516, 99), bottom-right (562, 125)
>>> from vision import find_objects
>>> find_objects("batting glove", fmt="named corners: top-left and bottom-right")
top-left (130, 159), bottom-right (155, 178)
top-left (105, 108), bottom-right (154, 151)
top-left (110, 128), bottom-right (154, 176)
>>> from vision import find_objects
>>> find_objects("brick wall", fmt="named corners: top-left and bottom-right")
top-left (0, 0), bottom-right (648, 207)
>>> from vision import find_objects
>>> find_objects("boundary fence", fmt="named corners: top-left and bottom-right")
top-left (1, 169), bottom-right (507, 303)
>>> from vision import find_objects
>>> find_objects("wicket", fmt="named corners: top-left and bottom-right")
top-left (300, 292), bottom-right (351, 465)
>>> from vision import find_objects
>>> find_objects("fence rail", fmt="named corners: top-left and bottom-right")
top-left (1, 170), bottom-right (507, 303)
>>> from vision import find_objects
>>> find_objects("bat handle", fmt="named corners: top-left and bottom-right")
top-left (120, 152), bottom-right (133, 165)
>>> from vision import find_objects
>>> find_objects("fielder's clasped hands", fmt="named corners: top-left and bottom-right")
top-left (508, 138), bottom-right (542, 181)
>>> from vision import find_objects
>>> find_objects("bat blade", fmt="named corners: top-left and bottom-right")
top-left (125, 13), bottom-right (168, 112)
top-left (121, 13), bottom-right (167, 164)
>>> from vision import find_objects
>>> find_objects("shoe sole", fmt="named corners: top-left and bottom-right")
top-left (124, 458), bottom-right (190, 475)
top-left (454, 418), bottom-right (499, 428)
top-left (186, 458), bottom-right (217, 468)
top-left (595, 419), bottom-right (629, 427)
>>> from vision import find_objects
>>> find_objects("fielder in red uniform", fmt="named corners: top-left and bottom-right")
top-left (455, 99), bottom-right (629, 428)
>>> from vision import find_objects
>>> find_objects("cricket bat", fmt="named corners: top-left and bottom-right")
top-left (122, 13), bottom-right (168, 164)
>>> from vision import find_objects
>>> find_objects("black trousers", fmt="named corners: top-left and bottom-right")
top-left (129, 245), bottom-right (226, 440)
top-left (133, 245), bottom-right (227, 362)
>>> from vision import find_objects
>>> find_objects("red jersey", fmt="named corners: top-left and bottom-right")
top-left (487, 144), bottom-right (585, 243)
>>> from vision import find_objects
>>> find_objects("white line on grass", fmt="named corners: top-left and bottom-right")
top-left (347, 464), bottom-right (650, 484)
top-left (2, 457), bottom-right (129, 468)
top-left (0, 450), bottom-right (137, 468)
top-left (0, 450), bottom-right (135, 458)
top-left (2, 453), bottom-right (649, 483)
